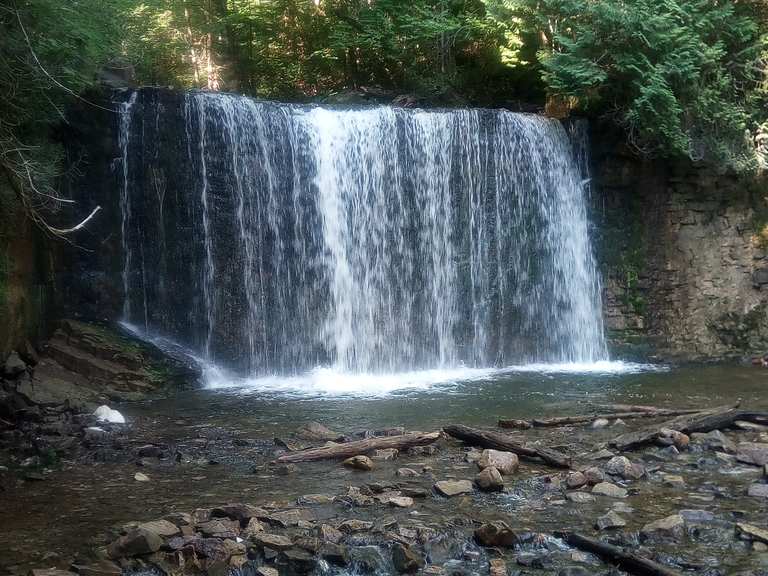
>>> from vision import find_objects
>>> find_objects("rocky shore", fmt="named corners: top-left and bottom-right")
top-left (0, 320), bottom-right (199, 475)
top-left (6, 402), bottom-right (768, 576)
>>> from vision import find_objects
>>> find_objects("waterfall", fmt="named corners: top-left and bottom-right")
top-left (116, 89), bottom-right (607, 376)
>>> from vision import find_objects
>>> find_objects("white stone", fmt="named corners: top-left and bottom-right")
top-left (94, 405), bottom-right (126, 424)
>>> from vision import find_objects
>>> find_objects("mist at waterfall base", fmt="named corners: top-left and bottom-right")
top-left (118, 90), bottom-right (654, 397)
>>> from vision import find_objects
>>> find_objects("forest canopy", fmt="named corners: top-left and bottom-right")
top-left (1, 0), bottom-right (767, 194)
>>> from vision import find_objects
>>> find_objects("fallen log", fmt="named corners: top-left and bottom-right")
top-left (500, 407), bottom-right (707, 429)
top-left (443, 424), bottom-right (571, 468)
top-left (612, 403), bottom-right (768, 451)
top-left (274, 431), bottom-right (441, 463)
top-left (592, 403), bottom-right (699, 414)
top-left (560, 532), bottom-right (681, 576)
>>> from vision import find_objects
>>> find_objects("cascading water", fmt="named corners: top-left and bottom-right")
top-left (117, 89), bottom-right (608, 384)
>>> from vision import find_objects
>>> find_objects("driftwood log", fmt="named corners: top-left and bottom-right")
top-left (443, 424), bottom-right (571, 468)
top-left (274, 431), bottom-right (441, 463)
top-left (612, 403), bottom-right (768, 451)
top-left (499, 407), bottom-right (704, 430)
top-left (561, 533), bottom-right (681, 576)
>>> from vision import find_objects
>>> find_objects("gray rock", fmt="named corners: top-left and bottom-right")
top-left (252, 533), bottom-right (293, 551)
top-left (737, 522), bottom-right (768, 544)
top-left (566, 471), bottom-right (587, 489)
top-left (318, 523), bottom-right (343, 543)
top-left (434, 480), bottom-right (473, 497)
top-left (107, 528), bottom-right (163, 558)
top-left (662, 474), bottom-right (686, 488)
top-left (565, 492), bottom-right (595, 503)
top-left (392, 543), bottom-right (424, 573)
top-left (477, 449), bottom-right (519, 475)
top-left (3, 352), bottom-right (27, 377)
top-left (583, 466), bottom-right (605, 485)
top-left (737, 442), bottom-right (768, 466)
top-left (397, 467), bottom-right (420, 477)
top-left (747, 484), bottom-right (768, 498)
top-left (279, 548), bottom-right (316, 574)
top-left (475, 466), bottom-right (504, 492)
top-left (692, 430), bottom-right (736, 454)
top-left (592, 482), bottom-right (628, 498)
top-left (595, 510), bottom-right (627, 530)
top-left (680, 509), bottom-right (714, 523)
top-left (641, 514), bottom-right (684, 535)
top-left (605, 456), bottom-right (633, 477)
top-left (591, 418), bottom-right (610, 429)
top-left (320, 542), bottom-right (349, 566)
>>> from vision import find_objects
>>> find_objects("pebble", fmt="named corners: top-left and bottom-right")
top-left (434, 480), bottom-right (473, 497)
top-left (133, 472), bottom-right (150, 482)
top-left (343, 455), bottom-right (374, 471)
top-left (641, 514), bottom-right (684, 535)
top-left (595, 510), bottom-right (626, 530)
top-left (591, 482), bottom-right (628, 498)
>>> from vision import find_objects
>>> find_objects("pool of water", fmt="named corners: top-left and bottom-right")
top-left (136, 361), bottom-right (766, 436)
top-left (1, 361), bottom-right (767, 573)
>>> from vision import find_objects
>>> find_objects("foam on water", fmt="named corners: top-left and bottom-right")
top-left (203, 361), bottom-right (664, 398)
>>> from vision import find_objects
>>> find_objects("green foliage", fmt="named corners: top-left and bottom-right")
top-left (511, 0), bottom-right (765, 171)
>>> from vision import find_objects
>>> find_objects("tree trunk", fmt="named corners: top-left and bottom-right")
top-left (275, 431), bottom-right (441, 463)
top-left (443, 425), bottom-right (571, 468)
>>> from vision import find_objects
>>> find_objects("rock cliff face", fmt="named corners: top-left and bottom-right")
top-left (593, 129), bottom-right (768, 360)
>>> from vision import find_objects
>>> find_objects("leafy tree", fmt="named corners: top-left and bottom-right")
top-left (509, 0), bottom-right (765, 171)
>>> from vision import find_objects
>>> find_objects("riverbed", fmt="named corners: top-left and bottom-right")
top-left (1, 362), bottom-right (767, 575)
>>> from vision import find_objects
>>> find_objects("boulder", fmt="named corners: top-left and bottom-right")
top-left (388, 496), bottom-right (414, 508)
top-left (659, 428), bottom-right (689, 450)
top-left (3, 352), bottom-right (27, 378)
top-left (595, 511), bottom-right (626, 530)
top-left (319, 542), bottom-right (349, 566)
top-left (475, 467), bottom-right (504, 492)
top-left (279, 548), bottom-right (316, 574)
top-left (591, 482), bottom-right (628, 498)
top-left (566, 471), bottom-right (587, 489)
top-left (747, 484), bottom-right (768, 498)
top-left (641, 514), bottom-right (684, 535)
top-left (196, 519), bottom-right (239, 538)
top-left (737, 522), bottom-right (768, 544)
top-left (583, 467), bottom-right (605, 485)
top-left (256, 567), bottom-right (278, 576)
top-left (477, 449), bottom-right (519, 475)
top-left (662, 474), bottom-right (686, 488)
top-left (474, 522), bottom-right (519, 547)
top-left (318, 524), bottom-right (343, 543)
top-left (243, 518), bottom-right (266, 536)
top-left (252, 533), bottom-right (293, 551)
top-left (343, 455), bottom-right (374, 471)
top-left (605, 456), bottom-right (632, 478)
top-left (736, 442), bottom-right (768, 466)
top-left (565, 492), bottom-right (595, 503)
top-left (691, 430), bottom-right (736, 454)
top-left (434, 480), bottom-right (473, 497)
top-left (107, 528), bottom-right (163, 558)
top-left (392, 543), bottom-right (424, 573)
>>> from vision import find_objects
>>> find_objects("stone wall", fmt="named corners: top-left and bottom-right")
top-left (593, 130), bottom-right (768, 360)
